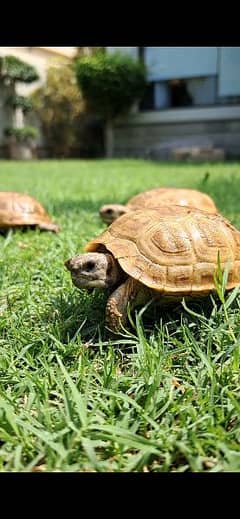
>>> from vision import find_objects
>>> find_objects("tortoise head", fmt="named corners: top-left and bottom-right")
top-left (99, 204), bottom-right (129, 225)
top-left (65, 252), bottom-right (122, 289)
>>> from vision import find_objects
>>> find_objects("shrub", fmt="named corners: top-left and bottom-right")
top-left (75, 51), bottom-right (146, 118)
top-left (6, 94), bottom-right (33, 113)
top-left (74, 51), bottom-right (146, 156)
top-left (4, 125), bottom-right (39, 142)
top-left (0, 55), bottom-right (39, 83)
top-left (31, 64), bottom-right (101, 158)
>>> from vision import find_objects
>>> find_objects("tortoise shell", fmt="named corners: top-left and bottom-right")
top-left (86, 206), bottom-right (240, 295)
top-left (0, 192), bottom-right (59, 232)
top-left (126, 187), bottom-right (217, 213)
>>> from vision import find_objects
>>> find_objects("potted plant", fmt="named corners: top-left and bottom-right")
top-left (4, 125), bottom-right (39, 159)
top-left (0, 55), bottom-right (39, 160)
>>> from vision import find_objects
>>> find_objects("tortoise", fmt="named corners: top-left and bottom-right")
top-left (0, 192), bottom-right (59, 232)
top-left (99, 187), bottom-right (218, 224)
top-left (65, 205), bottom-right (240, 333)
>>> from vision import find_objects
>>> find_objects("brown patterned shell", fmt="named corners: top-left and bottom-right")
top-left (0, 192), bottom-right (58, 230)
top-left (127, 188), bottom-right (217, 213)
top-left (85, 206), bottom-right (240, 295)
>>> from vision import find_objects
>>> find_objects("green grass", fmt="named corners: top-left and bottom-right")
top-left (0, 158), bottom-right (240, 472)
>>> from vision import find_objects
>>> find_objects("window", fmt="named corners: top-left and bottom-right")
top-left (168, 79), bottom-right (193, 107)
top-left (139, 76), bottom-right (217, 110)
top-left (138, 47), bottom-right (240, 111)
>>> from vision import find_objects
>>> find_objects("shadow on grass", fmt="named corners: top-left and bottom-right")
top-left (134, 294), bottom-right (217, 328)
top-left (46, 289), bottom-right (108, 344)
top-left (45, 289), bottom-right (221, 347)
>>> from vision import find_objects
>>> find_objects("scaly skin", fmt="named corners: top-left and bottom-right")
top-left (105, 278), bottom-right (151, 332)
top-left (65, 252), bottom-right (150, 333)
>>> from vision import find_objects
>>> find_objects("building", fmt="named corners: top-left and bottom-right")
top-left (107, 47), bottom-right (240, 159)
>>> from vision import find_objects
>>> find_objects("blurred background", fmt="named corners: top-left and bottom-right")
top-left (0, 46), bottom-right (239, 161)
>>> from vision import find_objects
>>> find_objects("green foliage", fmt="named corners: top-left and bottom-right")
top-left (31, 64), bottom-right (100, 157)
top-left (4, 125), bottom-right (38, 142)
top-left (6, 94), bottom-right (33, 113)
top-left (75, 47), bottom-right (105, 58)
top-left (74, 51), bottom-right (147, 119)
top-left (0, 55), bottom-right (39, 152)
top-left (0, 55), bottom-right (39, 83)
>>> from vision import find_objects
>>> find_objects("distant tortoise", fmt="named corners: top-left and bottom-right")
top-left (0, 192), bottom-right (59, 232)
top-left (65, 205), bottom-right (240, 332)
top-left (99, 187), bottom-right (218, 224)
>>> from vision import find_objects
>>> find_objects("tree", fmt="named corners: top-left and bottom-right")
top-left (74, 51), bottom-right (146, 157)
top-left (31, 64), bottom-right (86, 157)
top-left (75, 47), bottom-right (104, 57)
top-left (0, 55), bottom-right (39, 84)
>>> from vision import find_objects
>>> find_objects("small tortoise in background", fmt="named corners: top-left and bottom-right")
top-left (99, 187), bottom-right (218, 224)
top-left (0, 192), bottom-right (59, 232)
top-left (65, 205), bottom-right (240, 333)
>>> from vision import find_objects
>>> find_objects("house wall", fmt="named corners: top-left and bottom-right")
top-left (114, 107), bottom-right (240, 159)
top-left (0, 47), bottom-right (76, 94)
top-left (144, 47), bottom-right (218, 81)
top-left (106, 46), bottom-right (240, 159)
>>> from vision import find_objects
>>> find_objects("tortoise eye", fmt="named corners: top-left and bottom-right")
top-left (84, 261), bottom-right (95, 272)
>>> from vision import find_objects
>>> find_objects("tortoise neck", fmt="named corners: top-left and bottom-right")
top-left (105, 253), bottom-right (127, 287)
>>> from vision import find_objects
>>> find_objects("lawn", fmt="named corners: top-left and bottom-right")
top-left (0, 158), bottom-right (240, 472)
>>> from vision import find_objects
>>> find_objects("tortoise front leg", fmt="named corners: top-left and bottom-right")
top-left (105, 277), bottom-right (150, 333)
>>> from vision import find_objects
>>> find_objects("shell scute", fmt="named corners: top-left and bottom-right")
top-left (86, 207), bottom-right (240, 294)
